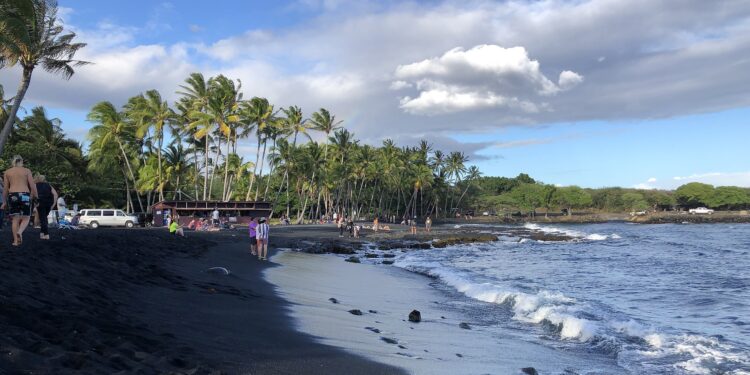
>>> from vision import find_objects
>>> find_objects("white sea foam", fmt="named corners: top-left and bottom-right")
top-left (397, 256), bottom-right (750, 374)
top-left (396, 258), bottom-right (597, 341)
top-left (523, 223), bottom-right (621, 241)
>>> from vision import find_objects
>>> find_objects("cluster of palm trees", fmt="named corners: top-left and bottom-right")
top-left (2, 0), bottom-right (485, 221)
top-left (86, 72), bottom-right (482, 222)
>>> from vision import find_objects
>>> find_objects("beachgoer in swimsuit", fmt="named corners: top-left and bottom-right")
top-left (410, 217), bottom-right (417, 235)
top-left (2, 156), bottom-right (38, 246)
top-left (425, 216), bottom-right (432, 233)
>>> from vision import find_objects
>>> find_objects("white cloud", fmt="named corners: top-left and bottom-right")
top-left (389, 80), bottom-right (412, 90)
top-left (635, 172), bottom-right (750, 190)
top-left (393, 45), bottom-right (581, 114)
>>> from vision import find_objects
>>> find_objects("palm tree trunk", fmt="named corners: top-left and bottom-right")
top-left (222, 138), bottom-right (231, 201)
top-left (157, 135), bottom-right (164, 202)
top-left (117, 140), bottom-right (144, 212)
top-left (209, 136), bottom-right (221, 200)
top-left (0, 67), bottom-right (33, 155)
top-left (203, 138), bottom-right (210, 200)
top-left (254, 139), bottom-right (268, 201)
top-left (245, 134), bottom-right (262, 200)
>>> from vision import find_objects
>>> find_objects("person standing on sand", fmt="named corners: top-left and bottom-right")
top-left (410, 217), bottom-right (417, 235)
top-left (248, 217), bottom-right (258, 256)
top-left (212, 207), bottom-right (220, 227)
top-left (2, 156), bottom-right (38, 246)
top-left (34, 175), bottom-right (58, 240)
top-left (0, 176), bottom-right (4, 231)
top-left (256, 217), bottom-right (269, 260)
top-left (425, 216), bottom-right (432, 233)
top-left (373, 217), bottom-right (379, 232)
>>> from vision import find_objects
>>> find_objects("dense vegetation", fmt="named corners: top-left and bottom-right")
top-left (2, 0), bottom-right (748, 221)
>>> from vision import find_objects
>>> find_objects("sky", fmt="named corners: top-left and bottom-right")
top-left (1, 0), bottom-right (749, 189)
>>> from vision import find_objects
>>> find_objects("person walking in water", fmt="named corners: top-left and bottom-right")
top-left (2, 156), bottom-right (38, 246)
top-left (34, 175), bottom-right (58, 240)
top-left (256, 217), bottom-right (270, 260)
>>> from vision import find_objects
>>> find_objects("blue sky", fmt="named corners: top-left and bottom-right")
top-left (3, 0), bottom-right (749, 189)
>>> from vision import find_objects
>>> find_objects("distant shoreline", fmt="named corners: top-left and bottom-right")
top-left (434, 211), bottom-right (750, 225)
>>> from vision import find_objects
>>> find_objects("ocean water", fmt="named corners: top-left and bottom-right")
top-left (391, 223), bottom-right (750, 374)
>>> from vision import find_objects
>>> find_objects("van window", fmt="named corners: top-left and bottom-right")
top-left (116, 211), bottom-right (125, 217)
top-left (88, 210), bottom-right (101, 216)
top-left (102, 210), bottom-right (114, 216)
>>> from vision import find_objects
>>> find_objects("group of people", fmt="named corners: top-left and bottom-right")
top-left (1, 155), bottom-right (61, 246)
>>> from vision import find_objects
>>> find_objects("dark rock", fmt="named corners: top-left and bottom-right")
top-left (441, 316), bottom-right (446, 319)
top-left (459, 322), bottom-right (471, 330)
top-left (398, 345), bottom-right (407, 349)
top-left (521, 367), bottom-right (539, 375)
top-left (382, 260), bottom-right (394, 265)
top-left (381, 337), bottom-right (398, 344)
top-left (345, 256), bottom-right (361, 263)
top-left (364, 253), bottom-right (379, 258)
top-left (408, 310), bottom-right (421, 323)
top-left (382, 253), bottom-right (396, 258)
top-left (368, 310), bottom-right (377, 314)
top-left (328, 298), bottom-right (339, 304)
top-left (455, 353), bottom-right (463, 358)
top-left (348, 309), bottom-right (363, 316)
top-left (408, 242), bottom-right (432, 249)
top-left (365, 327), bottom-right (381, 334)
top-left (431, 233), bottom-right (498, 248)
top-left (330, 244), bottom-right (355, 254)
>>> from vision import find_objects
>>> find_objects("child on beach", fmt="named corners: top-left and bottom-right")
top-left (169, 218), bottom-right (185, 237)
top-left (248, 217), bottom-right (258, 256)
top-left (256, 217), bottom-right (269, 260)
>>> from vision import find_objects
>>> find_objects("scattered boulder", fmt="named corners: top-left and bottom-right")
top-left (328, 298), bottom-right (339, 304)
top-left (364, 253), bottom-right (379, 258)
top-left (455, 353), bottom-right (463, 358)
top-left (381, 337), bottom-right (398, 345)
top-left (348, 309), bottom-right (363, 316)
top-left (432, 234), bottom-right (498, 248)
top-left (398, 345), bottom-right (407, 349)
top-left (365, 327), bottom-right (381, 334)
top-left (368, 310), bottom-right (377, 314)
top-left (331, 244), bottom-right (355, 254)
top-left (408, 310), bottom-right (421, 323)
top-left (382, 253), bottom-right (396, 258)
top-left (408, 242), bottom-right (431, 249)
top-left (382, 260), bottom-right (394, 265)
top-left (521, 367), bottom-right (539, 375)
top-left (459, 322), bottom-right (471, 330)
top-left (345, 256), bottom-right (361, 263)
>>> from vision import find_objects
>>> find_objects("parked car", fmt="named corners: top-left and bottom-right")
top-left (78, 209), bottom-right (139, 228)
top-left (689, 207), bottom-right (714, 214)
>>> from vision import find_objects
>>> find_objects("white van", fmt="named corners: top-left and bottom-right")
top-left (78, 209), bottom-right (139, 228)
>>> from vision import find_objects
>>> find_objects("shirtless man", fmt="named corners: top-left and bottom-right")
top-left (2, 156), bottom-right (38, 246)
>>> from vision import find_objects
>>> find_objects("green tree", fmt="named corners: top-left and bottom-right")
top-left (709, 186), bottom-right (750, 210)
top-left (621, 192), bottom-right (649, 212)
top-left (0, 0), bottom-right (87, 154)
top-left (675, 182), bottom-right (715, 208)
top-left (510, 183), bottom-right (546, 216)
top-left (554, 186), bottom-right (593, 216)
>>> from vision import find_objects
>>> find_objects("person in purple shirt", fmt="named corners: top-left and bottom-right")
top-left (248, 217), bottom-right (258, 256)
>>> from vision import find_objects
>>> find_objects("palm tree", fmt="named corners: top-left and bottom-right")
top-left (177, 73), bottom-right (211, 198)
top-left (127, 90), bottom-right (176, 202)
top-left (309, 108), bottom-right (342, 160)
top-left (455, 165), bottom-right (481, 210)
top-left (87, 101), bottom-right (144, 212)
top-left (240, 97), bottom-right (275, 201)
top-left (16, 106), bottom-right (82, 168)
top-left (164, 143), bottom-right (190, 200)
top-left (0, 0), bottom-right (88, 154)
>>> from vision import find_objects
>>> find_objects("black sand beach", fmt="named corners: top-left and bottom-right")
top-left (0, 227), bottom-right (405, 374)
